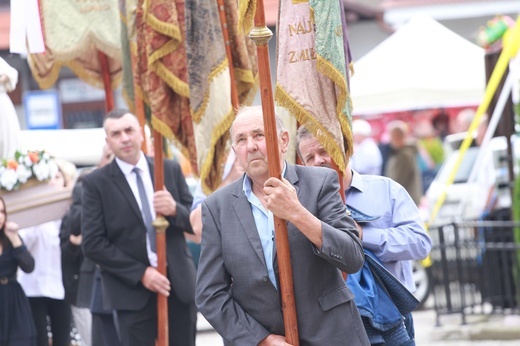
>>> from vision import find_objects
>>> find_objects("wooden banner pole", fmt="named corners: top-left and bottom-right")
top-left (250, 0), bottom-right (300, 344)
top-left (98, 51), bottom-right (115, 112)
top-left (216, 0), bottom-right (239, 110)
top-left (152, 129), bottom-right (169, 346)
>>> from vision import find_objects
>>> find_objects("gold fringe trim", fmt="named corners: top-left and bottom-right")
top-left (275, 84), bottom-right (347, 173)
top-left (238, 74), bottom-right (259, 106)
top-left (28, 55), bottom-right (122, 91)
top-left (234, 69), bottom-right (258, 106)
top-left (199, 107), bottom-right (235, 195)
top-left (68, 60), bottom-right (122, 90)
top-left (28, 56), bottom-right (62, 90)
top-left (144, 0), bottom-right (182, 40)
top-left (315, 55), bottom-right (353, 159)
top-left (234, 68), bottom-right (255, 84)
top-left (134, 83), bottom-right (152, 109)
top-left (134, 83), bottom-right (144, 103)
top-left (164, 142), bottom-right (173, 160)
top-left (238, 0), bottom-right (256, 35)
top-left (130, 42), bottom-right (138, 57)
top-left (40, 32), bottom-right (121, 63)
top-left (308, 5), bottom-right (353, 159)
top-left (152, 62), bottom-right (190, 98)
top-left (151, 115), bottom-right (175, 143)
top-left (191, 58), bottom-right (229, 124)
top-left (191, 97), bottom-right (209, 125)
top-left (148, 39), bottom-right (179, 67)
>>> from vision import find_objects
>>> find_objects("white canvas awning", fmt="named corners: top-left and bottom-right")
top-left (349, 14), bottom-right (486, 115)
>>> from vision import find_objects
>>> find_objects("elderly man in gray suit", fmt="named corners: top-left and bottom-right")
top-left (195, 106), bottom-right (369, 346)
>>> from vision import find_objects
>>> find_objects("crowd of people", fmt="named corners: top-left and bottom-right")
top-left (5, 104), bottom-right (490, 346)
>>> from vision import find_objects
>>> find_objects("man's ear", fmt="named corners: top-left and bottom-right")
top-left (280, 130), bottom-right (290, 153)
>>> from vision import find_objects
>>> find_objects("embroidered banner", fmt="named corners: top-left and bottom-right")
top-left (135, 0), bottom-right (196, 172)
top-left (186, 0), bottom-right (231, 194)
top-left (120, 0), bottom-right (138, 113)
top-left (275, 0), bottom-right (353, 171)
top-left (186, 0), bottom-right (257, 194)
top-left (27, 0), bottom-right (122, 89)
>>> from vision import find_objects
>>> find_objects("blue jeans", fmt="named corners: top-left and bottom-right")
top-left (403, 312), bottom-right (415, 341)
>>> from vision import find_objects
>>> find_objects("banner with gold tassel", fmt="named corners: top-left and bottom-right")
top-left (135, 0), bottom-right (197, 172)
top-left (274, 0), bottom-right (353, 171)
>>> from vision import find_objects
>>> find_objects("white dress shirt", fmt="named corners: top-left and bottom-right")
top-left (115, 153), bottom-right (158, 267)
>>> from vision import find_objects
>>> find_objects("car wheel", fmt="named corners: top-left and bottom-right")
top-left (412, 261), bottom-right (432, 310)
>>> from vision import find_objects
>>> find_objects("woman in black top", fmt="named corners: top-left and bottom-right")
top-left (0, 195), bottom-right (37, 346)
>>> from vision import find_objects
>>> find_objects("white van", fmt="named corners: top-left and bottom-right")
top-left (424, 133), bottom-right (519, 227)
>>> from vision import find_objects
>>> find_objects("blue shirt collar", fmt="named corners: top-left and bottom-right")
top-left (243, 161), bottom-right (287, 195)
top-left (347, 169), bottom-right (380, 223)
top-left (349, 169), bottom-right (366, 193)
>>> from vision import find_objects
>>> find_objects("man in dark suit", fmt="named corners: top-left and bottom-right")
top-left (195, 106), bottom-right (369, 345)
top-left (61, 145), bottom-right (122, 346)
top-left (82, 109), bottom-right (196, 346)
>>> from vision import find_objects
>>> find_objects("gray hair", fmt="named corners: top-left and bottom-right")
top-left (230, 105), bottom-right (286, 144)
top-left (295, 126), bottom-right (314, 161)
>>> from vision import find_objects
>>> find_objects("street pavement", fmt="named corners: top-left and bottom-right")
top-left (413, 308), bottom-right (520, 345)
top-left (195, 301), bottom-right (520, 345)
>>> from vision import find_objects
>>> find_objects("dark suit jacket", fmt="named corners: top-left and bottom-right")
top-left (59, 177), bottom-right (102, 309)
top-left (60, 181), bottom-right (84, 306)
top-left (81, 156), bottom-right (195, 311)
top-left (196, 164), bottom-right (370, 346)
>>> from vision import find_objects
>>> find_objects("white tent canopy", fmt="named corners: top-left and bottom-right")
top-left (350, 14), bottom-right (486, 115)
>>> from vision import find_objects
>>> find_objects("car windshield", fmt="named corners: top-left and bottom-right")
top-left (436, 147), bottom-right (479, 184)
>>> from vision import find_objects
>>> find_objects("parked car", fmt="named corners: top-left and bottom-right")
top-left (423, 133), bottom-right (519, 227)
top-left (418, 132), bottom-right (520, 311)
top-left (412, 260), bottom-right (432, 309)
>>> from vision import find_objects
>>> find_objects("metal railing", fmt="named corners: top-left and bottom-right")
top-left (429, 220), bottom-right (520, 326)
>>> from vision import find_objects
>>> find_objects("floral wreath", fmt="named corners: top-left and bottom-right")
top-left (0, 150), bottom-right (58, 191)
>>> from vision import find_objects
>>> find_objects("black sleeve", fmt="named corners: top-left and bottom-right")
top-left (12, 244), bottom-right (35, 273)
top-left (60, 182), bottom-right (83, 260)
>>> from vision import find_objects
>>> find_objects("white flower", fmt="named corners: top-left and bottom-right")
top-left (23, 155), bottom-right (34, 167)
top-left (33, 161), bottom-right (51, 181)
top-left (0, 169), bottom-right (18, 191)
top-left (16, 165), bottom-right (32, 183)
top-left (1, 150), bottom-right (56, 191)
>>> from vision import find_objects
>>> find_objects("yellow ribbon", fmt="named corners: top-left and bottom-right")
top-left (422, 15), bottom-right (520, 268)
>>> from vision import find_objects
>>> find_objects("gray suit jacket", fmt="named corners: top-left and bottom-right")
top-left (196, 163), bottom-right (370, 345)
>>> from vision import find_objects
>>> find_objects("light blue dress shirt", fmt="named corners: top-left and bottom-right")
top-left (242, 164), bottom-right (287, 289)
top-left (346, 170), bottom-right (432, 293)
